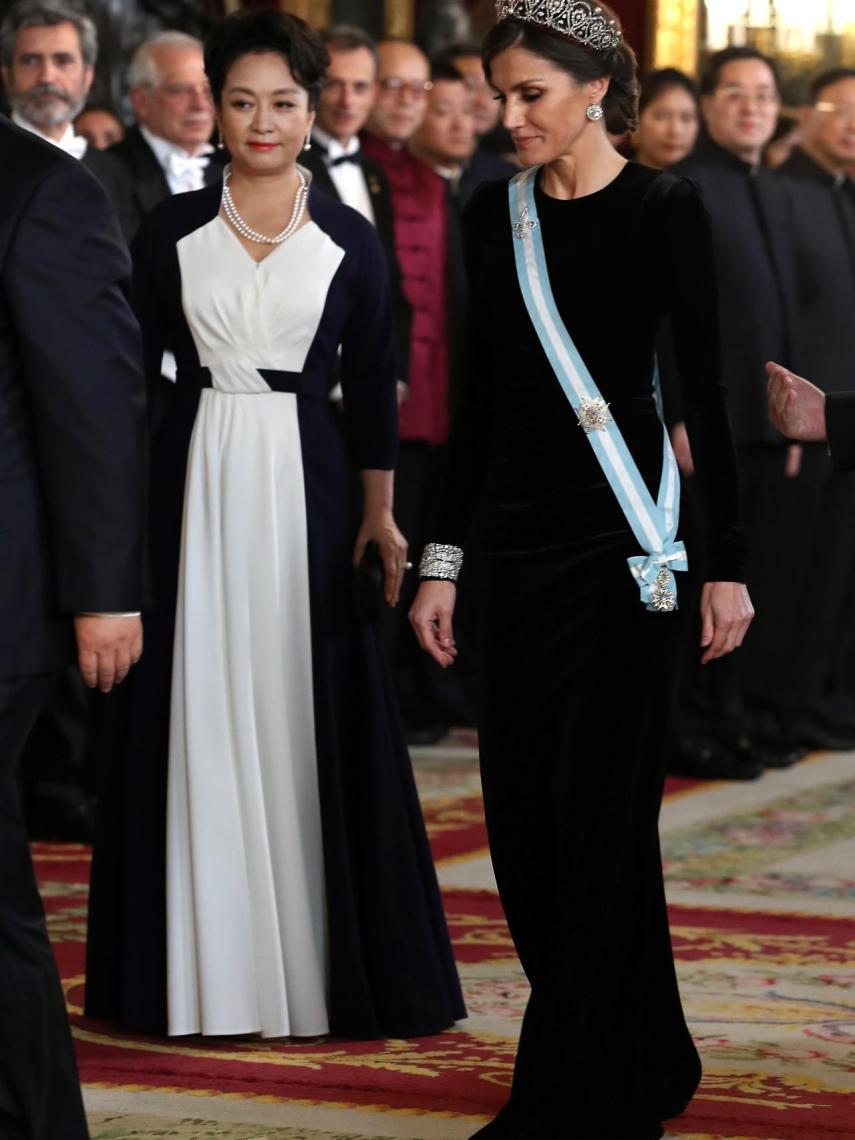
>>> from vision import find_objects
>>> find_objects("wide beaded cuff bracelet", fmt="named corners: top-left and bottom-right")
top-left (419, 543), bottom-right (464, 581)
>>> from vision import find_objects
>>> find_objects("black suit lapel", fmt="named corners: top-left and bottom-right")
top-left (300, 148), bottom-right (341, 202)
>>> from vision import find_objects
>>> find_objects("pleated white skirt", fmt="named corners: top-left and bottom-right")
top-left (166, 388), bottom-right (329, 1038)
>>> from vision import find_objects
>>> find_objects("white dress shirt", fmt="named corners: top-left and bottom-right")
top-left (312, 126), bottom-right (374, 224)
top-left (12, 111), bottom-right (88, 159)
top-left (140, 125), bottom-right (213, 195)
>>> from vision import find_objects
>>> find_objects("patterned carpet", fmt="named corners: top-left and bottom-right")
top-left (35, 738), bottom-right (855, 1139)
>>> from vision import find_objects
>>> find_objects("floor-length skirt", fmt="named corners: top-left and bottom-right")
top-left (475, 534), bottom-right (702, 1137)
top-left (167, 390), bottom-right (327, 1037)
top-left (86, 384), bottom-right (465, 1040)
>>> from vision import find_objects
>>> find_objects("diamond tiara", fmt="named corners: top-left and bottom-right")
top-left (495, 0), bottom-right (623, 53)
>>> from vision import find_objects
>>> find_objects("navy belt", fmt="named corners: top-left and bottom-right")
top-left (176, 366), bottom-right (325, 399)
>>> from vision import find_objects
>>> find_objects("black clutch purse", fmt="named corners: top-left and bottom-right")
top-left (353, 540), bottom-right (385, 623)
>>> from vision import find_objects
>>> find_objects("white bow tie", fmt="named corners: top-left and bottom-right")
top-left (167, 152), bottom-right (210, 181)
top-left (63, 134), bottom-right (88, 161)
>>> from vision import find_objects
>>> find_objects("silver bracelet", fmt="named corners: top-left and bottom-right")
top-left (419, 543), bottom-right (464, 581)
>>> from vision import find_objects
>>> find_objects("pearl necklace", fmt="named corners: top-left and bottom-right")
top-left (222, 166), bottom-right (309, 245)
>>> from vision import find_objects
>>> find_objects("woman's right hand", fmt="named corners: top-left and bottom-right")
top-left (409, 581), bottom-right (458, 668)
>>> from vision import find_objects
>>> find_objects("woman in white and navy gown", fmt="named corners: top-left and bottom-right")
top-left (85, 8), bottom-right (464, 1040)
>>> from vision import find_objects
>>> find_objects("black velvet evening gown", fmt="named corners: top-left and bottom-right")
top-left (432, 163), bottom-right (745, 1138)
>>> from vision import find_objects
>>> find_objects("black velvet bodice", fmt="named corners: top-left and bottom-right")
top-left (439, 161), bottom-right (745, 582)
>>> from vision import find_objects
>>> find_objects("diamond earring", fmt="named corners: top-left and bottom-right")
top-left (303, 133), bottom-right (312, 152)
top-left (586, 104), bottom-right (604, 122)
top-left (216, 128), bottom-right (224, 150)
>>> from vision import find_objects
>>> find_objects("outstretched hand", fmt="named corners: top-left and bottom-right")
top-left (766, 362), bottom-right (827, 442)
top-left (700, 581), bottom-right (753, 665)
top-left (409, 580), bottom-right (458, 668)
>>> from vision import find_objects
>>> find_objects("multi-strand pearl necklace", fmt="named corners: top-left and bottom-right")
top-left (222, 165), bottom-right (309, 245)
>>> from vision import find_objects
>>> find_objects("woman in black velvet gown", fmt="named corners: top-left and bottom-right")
top-left (410, 7), bottom-right (753, 1139)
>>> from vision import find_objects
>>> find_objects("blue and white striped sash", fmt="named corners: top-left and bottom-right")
top-left (509, 166), bottom-right (687, 612)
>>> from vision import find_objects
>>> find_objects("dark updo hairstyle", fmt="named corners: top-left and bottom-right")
top-left (482, 5), bottom-right (640, 134)
top-left (204, 8), bottom-right (329, 109)
top-left (639, 68), bottom-right (698, 115)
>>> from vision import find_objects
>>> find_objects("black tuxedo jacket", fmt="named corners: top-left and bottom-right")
top-left (669, 136), bottom-right (802, 445)
top-left (778, 148), bottom-right (855, 394)
top-left (102, 124), bottom-right (226, 243)
top-left (0, 117), bottom-right (146, 680)
top-left (302, 143), bottom-right (411, 384)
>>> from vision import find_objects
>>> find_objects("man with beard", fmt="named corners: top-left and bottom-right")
top-left (0, 0), bottom-right (117, 186)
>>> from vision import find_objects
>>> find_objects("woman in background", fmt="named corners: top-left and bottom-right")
top-left (634, 67), bottom-right (700, 170)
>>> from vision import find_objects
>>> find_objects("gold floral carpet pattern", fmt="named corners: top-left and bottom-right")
top-left (35, 740), bottom-right (855, 1139)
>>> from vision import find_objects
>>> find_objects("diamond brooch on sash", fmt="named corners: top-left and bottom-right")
top-left (512, 206), bottom-right (538, 240)
top-left (576, 396), bottom-right (612, 433)
top-left (650, 567), bottom-right (677, 613)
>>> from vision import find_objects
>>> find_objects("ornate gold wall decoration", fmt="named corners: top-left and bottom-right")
top-left (279, 0), bottom-right (333, 27)
top-left (385, 0), bottom-right (416, 38)
top-left (650, 0), bottom-right (699, 75)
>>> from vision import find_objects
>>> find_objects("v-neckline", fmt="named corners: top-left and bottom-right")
top-left (216, 213), bottom-right (315, 269)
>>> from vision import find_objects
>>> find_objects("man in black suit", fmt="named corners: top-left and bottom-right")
top-left (0, 117), bottom-right (146, 1139)
top-left (304, 24), bottom-right (411, 402)
top-left (1, 0), bottom-right (135, 840)
top-left (759, 69), bottom-right (855, 747)
top-left (664, 47), bottom-right (803, 777)
top-left (103, 29), bottom-right (223, 242)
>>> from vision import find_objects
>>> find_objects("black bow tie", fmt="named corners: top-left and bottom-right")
top-left (329, 151), bottom-right (361, 167)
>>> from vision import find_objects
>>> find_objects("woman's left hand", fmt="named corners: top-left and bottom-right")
top-left (700, 581), bottom-right (754, 665)
top-left (354, 510), bottom-right (409, 608)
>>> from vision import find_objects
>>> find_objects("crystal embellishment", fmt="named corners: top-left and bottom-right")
top-left (496, 0), bottom-right (623, 53)
top-left (649, 567), bottom-right (677, 613)
top-left (419, 543), bottom-right (464, 582)
top-left (576, 396), bottom-right (612, 433)
top-left (512, 205), bottom-right (538, 240)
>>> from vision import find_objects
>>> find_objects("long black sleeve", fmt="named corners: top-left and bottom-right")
top-left (432, 182), bottom-right (496, 550)
top-left (661, 178), bottom-right (746, 582)
top-left (6, 160), bottom-right (147, 612)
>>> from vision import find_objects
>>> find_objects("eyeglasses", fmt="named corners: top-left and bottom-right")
top-left (378, 77), bottom-right (433, 98)
top-left (815, 101), bottom-right (855, 123)
top-left (160, 82), bottom-right (212, 102)
top-left (715, 86), bottom-right (779, 108)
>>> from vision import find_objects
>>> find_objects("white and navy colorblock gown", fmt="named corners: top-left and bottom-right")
top-left (86, 176), bottom-right (465, 1040)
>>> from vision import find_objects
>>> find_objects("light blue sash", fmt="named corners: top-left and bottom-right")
top-left (509, 167), bottom-right (687, 612)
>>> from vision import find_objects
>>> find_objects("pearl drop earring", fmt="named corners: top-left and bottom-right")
top-left (303, 133), bottom-right (312, 152)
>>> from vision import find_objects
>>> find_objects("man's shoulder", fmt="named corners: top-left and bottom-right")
top-left (0, 117), bottom-right (101, 219)
top-left (105, 125), bottom-right (158, 176)
top-left (0, 115), bottom-right (75, 184)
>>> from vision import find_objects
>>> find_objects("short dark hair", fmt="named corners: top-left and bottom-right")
top-left (320, 24), bottom-right (379, 73)
top-left (204, 8), bottom-right (329, 108)
top-left (809, 67), bottom-right (855, 105)
top-left (446, 40), bottom-right (483, 60)
top-left (483, 7), bottom-right (639, 134)
top-left (429, 56), bottom-right (466, 85)
top-left (639, 68), bottom-right (698, 115)
top-left (700, 46), bottom-right (780, 97)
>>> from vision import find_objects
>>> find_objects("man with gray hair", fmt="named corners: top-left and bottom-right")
top-left (0, 0), bottom-right (113, 180)
top-left (104, 29), bottom-right (222, 241)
